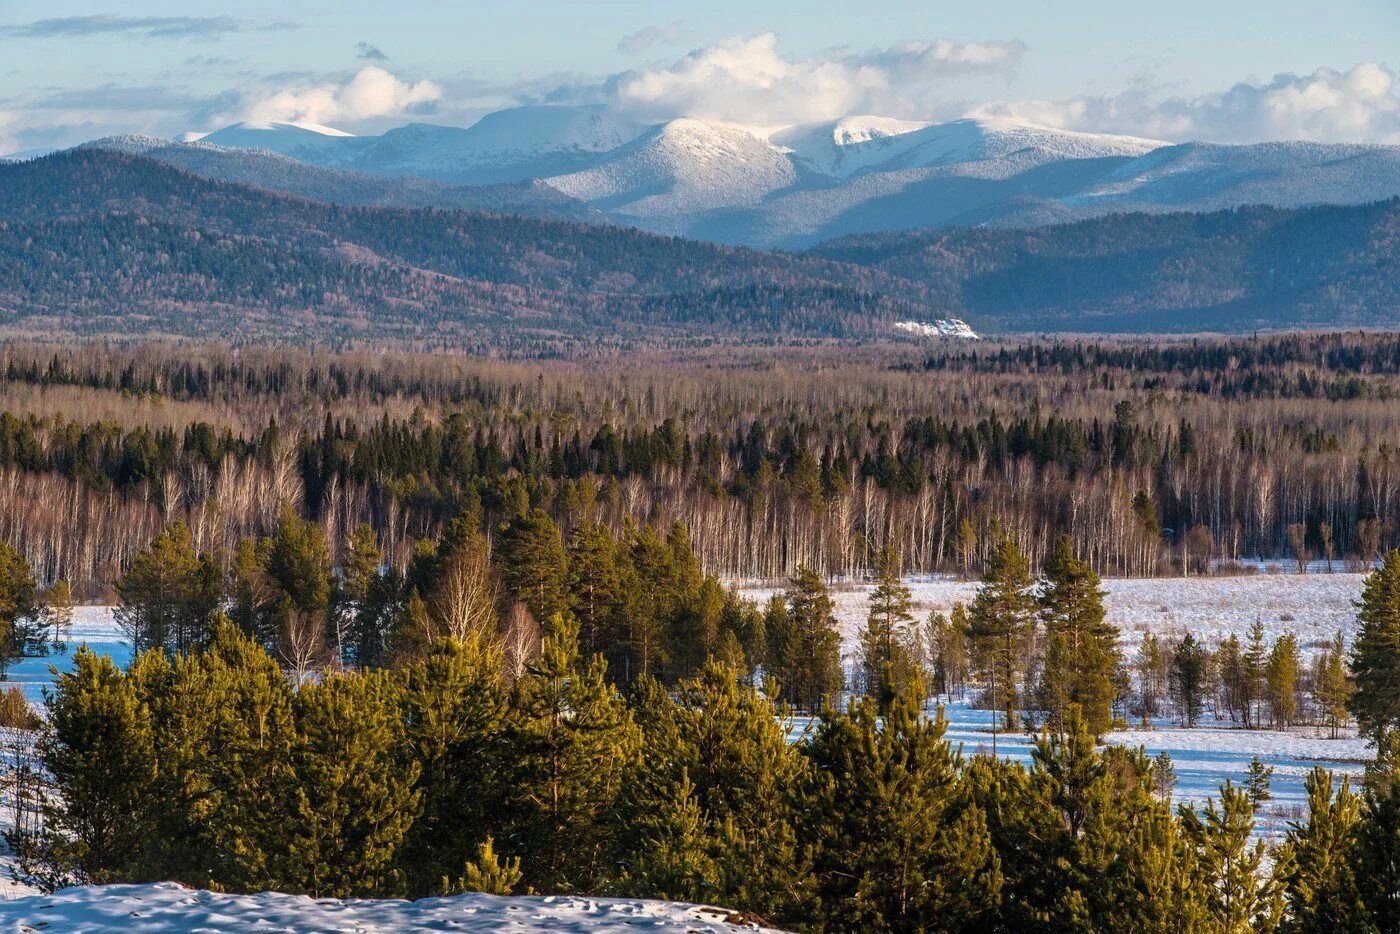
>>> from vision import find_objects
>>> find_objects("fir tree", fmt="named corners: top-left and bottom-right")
top-left (1349, 551), bottom-right (1400, 741)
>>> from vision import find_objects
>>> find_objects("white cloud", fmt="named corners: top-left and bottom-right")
top-left (239, 66), bottom-right (441, 126)
top-left (568, 32), bottom-right (1024, 126)
top-left (616, 22), bottom-right (687, 55)
top-left (0, 111), bottom-right (18, 155)
top-left (970, 63), bottom-right (1400, 144)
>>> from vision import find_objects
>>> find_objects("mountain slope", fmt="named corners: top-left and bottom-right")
top-left (154, 107), bottom-right (1400, 247)
top-left (815, 199), bottom-right (1400, 332)
top-left (0, 149), bottom-right (921, 347)
top-left (81, 136), bottom-right (605, 223)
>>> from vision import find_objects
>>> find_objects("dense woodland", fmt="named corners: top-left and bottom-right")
top-left (0, 335), bottom-right (1396, 593)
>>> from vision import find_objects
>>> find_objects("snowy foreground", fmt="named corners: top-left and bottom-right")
top-left (0, 882), bottom-right (779, 931)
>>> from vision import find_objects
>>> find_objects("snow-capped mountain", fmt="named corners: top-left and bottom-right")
top-left (545, 118), bottom-right (798, 235)
top-left (60, 105), bottom-right (1400, 247)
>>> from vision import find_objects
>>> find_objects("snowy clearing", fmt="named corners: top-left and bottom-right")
top-left (4, 606), bottom-right (131, 708)
top-left (0, 882), bottom-right (779, 931)
top-left (738, 570), bottom-right (1366, 666)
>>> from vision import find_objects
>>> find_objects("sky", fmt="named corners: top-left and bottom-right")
top-left (1, 0), bottom-right (1398, 154)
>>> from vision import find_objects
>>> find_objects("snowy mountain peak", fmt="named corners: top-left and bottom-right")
top-left (194, 121), bottom-right (357, 160)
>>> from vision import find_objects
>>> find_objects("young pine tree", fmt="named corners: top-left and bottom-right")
top-left (1036, 535), bottom-right (1120, 737)
top-left (39, 648), bottom-right (155, 884)
top-left (800, 692), bottom-right (1002, 932)
top-left (1266, 632), bottom-right (1301, 730)
top-left (968, 535), bottom-right (1038, 732)
top-left (1275, 768), bottom-right (1363, 933)
top-left (1349, 551), bottom-right (1400, 741)
top-left (285, 671), bottom-right (421, 898)
top-left (1314, 633), bottom-right (1354, 739)
top-left (510, 615), bottom-right (639, 893)
top-left (859, 547), bottom-right (922, 712)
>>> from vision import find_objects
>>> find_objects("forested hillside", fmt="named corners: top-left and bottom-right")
top-left (3, 151), bottom-right (1400, 345)
top-left (0, 151), bottom-right (918, 348)
top-left (817, 200), bottom-right (1400, 332)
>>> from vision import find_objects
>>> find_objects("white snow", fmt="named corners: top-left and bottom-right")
top-left (0, 882), bottom-right (780, 931)
top-left (893, 319), bottom-right (980, 339)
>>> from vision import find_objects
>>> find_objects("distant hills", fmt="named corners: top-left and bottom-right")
top-left (53, 105), bottom-right (1400, 249)
top-left (0, 148), bottom-right (1397, 345)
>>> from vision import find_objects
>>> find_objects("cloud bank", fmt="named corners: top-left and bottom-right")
top-left (971, 63), bottom-right (1400, 145)
top-left (0, 15), bottom-right (291, 41)
top-left (238, 67), bottom-right (442, 125)
top-left (556, 33), bottom-right (1025, 125)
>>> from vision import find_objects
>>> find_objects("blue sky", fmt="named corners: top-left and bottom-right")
top-left (2, 0), bottom-right (1397, 153)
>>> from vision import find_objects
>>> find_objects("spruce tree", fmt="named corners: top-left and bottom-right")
top-left (1172, 634), bottom-right (1207, 727)
top-left (968, 534), bottom-right (1038, 733)
top-left (1036, 535), bottom-right (1120, 736)
top-left (1349, 551), bottom-right (1400, 740)
top-left (776, 566), bottom-right (843, 712)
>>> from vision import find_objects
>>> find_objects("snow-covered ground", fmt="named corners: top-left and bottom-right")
top-left (748, 570), bottom-right (1373, 835)
top-left (739, 570), bottom-right (1366, 667)
top-left (0, 882), bottom-right (779, 931)
top-left (3, 606), bottom-right (131, 707)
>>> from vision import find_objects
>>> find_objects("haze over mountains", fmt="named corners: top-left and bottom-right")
top-left (50, 103), bottom-right (1400, 248)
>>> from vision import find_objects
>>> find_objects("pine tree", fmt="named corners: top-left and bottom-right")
top-left (1245, 756), bottom-right (1274, 811)
top-left (1172, 634), bottom-right (1207, 727)
top-left (1353, 731), bottom-right (1400, 931)
top-left (773, 566), bottom-right (843, 712)
top-left (968, 535), bottom-right (1038, 734)
top-left (1136, 631), bottom-right (1168, 723)
top-left (0, 543), bottom-right (40, 672)
top-left (859, 546), bottom-right (921, 712)
top-left (337, 523), bottom-right (392, 668)
top-left (1244, 617), bottom-right (1268, 729)
top-left (454, 838), bottom-right (523, 896)
top-left (1276, 768), bottom-right (1363, 933)
top-left (511, 615), bottom-right (639, 892)
top-left (39, 647), bottom-right (155, 883)
top-left (619, 664), bottom-right (809, 923)
top-left (801, 692), bottom-right (1001, 932)
top-left (566, 521), bottom-right (623, 662)
top-left (1349, 551), bottom-right (1400, 741)
top-left (399, 634), bottom-right (510, 897)
top-left (1181, 779), bottom-right (1276, 933)
top-left (1315, 633), bottom-right (1353, 739)
top-left (45, 579), bottom-right (74, 651)
top-left (1266, 633), bottom-right (1301, 729)
top-left (497, 509), bottom-right (569, 623)
top-left (285, 671), bottom-right (420, 898)
top-left (1036, 535), bottom-right (1120, 736)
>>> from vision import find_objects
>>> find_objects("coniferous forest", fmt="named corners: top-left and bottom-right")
top-left (0, 334), bottom-right (1399, 930)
